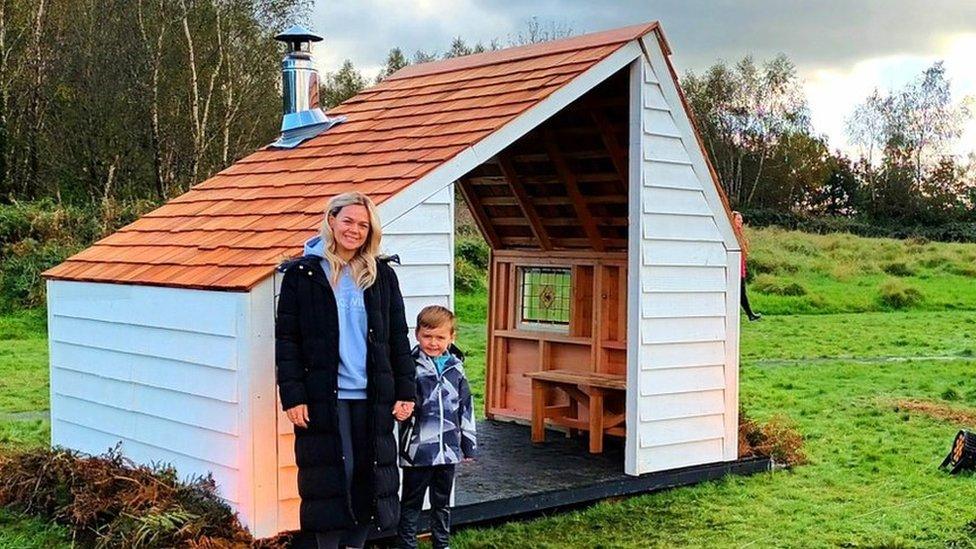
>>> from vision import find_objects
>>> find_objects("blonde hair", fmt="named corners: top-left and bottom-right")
top-left (416, 305), bottom-right (457, 334)
top-left (320, 192), bottom-right (383, 288)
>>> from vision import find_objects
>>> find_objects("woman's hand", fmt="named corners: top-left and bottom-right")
top-left (393, 400), bottom-right (415, 421)
top-left (286, 404), bottom-right (309, 428)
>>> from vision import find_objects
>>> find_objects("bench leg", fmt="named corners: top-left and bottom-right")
top-left (532, 379), bottom-right (546, 443)
top-left (567, 397), bottom-right (579, 438)
top-left (588, 389), bottom-right (605, 454)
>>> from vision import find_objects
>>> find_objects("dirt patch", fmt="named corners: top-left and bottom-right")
top-left (738, 412), bottom-right (808, 466)
top-left (886, 398), bottom-right (976, 427)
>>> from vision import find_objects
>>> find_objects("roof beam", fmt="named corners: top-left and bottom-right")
top-left (543, 132), bottom-right (605, 252)
top-left (496, 153), bottom-right (553, 251)
top-left (589, 109), bottom-right (629, 191)
top-left (456, 177), bottom-right (502, 249)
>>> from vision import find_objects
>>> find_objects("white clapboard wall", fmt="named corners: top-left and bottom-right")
top-left (624, 36), bottom-right (742, 476)
top-left (46, 280), bottom-right (257, 520)
top-left (274, 185), bottom-right (455, 531)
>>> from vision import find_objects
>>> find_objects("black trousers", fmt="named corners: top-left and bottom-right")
top-left (397, 465), bottom-right (456, 549)
top-left (740, 277), bottom-right (758, 318)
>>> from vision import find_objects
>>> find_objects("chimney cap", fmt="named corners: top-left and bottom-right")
top-left (275, 25), bottom-right (323, 44)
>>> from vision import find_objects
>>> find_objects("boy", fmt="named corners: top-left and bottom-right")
top-left (397, 305), bottom-right (476, 549)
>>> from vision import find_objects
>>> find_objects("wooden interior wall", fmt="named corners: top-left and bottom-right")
top-left (485, 250), bottom-right (628, 422)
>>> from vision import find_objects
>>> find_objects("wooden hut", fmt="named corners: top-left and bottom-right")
top-left (43, 21), bottom-right (745, 537)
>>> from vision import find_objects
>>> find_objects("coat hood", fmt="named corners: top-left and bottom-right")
top-left (303, 235), bottom-right (325, 258)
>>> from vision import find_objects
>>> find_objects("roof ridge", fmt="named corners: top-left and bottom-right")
top-left (385, 21), bottom-right (658, 82)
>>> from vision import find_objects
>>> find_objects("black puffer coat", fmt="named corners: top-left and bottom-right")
top-left (275, 254), bottom-right (415, 533)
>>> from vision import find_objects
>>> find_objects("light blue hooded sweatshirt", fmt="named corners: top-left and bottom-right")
top-left (304, 236), bottom-right (368, 400)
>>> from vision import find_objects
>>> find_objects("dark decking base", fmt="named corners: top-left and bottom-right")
top-left (371, 420), bottom-right (772, 541)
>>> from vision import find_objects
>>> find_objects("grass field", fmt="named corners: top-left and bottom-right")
top-left (2, 227), bottom-right (976, 547)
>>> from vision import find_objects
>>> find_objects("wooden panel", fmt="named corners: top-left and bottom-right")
top-left (641, 239), bottom-right (727, 267)
top-left (639, 365), bottom-right (726, 396)
top-left (642, 108), bottom-right (681, 137)
top-left (382, 202), bottom-right (453, 234)
top-left (391, 264), bottom-right (452, 297)
top-left (48, 280), bottom-right (240, 337)
top-left (570, 265), bottom-right (594, 337)
top-left (49, 315), bottom-right (238, 370)
top-left (52, 394), bottom-right (239, 469)
top-left (640, 316), bottom-right (726, 345)
top-left (278, 499), bottom-right (300, 532)
top-left (50, 341), bottom-right (238, 403)
top-left (548, 343), bottom-right (593, 373)
top-left (639, 414), bottom-right (725, 448)
top-left (644, 160), bottom-right (700, 190)
top-left (638, 389), bottom-right (725, 422)
top-left (642, 134), bottom-right (688, 164)
top-left (636, 438), bottom-right (725, 473)
top-left (642, 213), bottom-right (724, 242)
top-left (643, 187), bottom-right (712, 216)
top-left (642, 82), bottom-right (669, 110)
top-left (381, 233), bottom-right (453, 265)
top-left (52, 367), bottom-right (238, 436)
top-left (638, 341), bottom-right (726, 370)
top-left (724, 250), bottom-right (742, 460)
top-left (641, 292), bottom-right (726, 318)
top-left (54, 419), bottom-right (241, 504)
top-left (278, 465), bottom-right (299, 500)
top-left (640, 266), bottom-right (727, 293)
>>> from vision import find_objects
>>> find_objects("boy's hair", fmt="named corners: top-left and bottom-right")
top-left (416, 305), bottom-right (456, 334)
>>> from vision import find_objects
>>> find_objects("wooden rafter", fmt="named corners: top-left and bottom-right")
top-left (496, 153), bottom-right (553, 251)
top-left (589, 109), bottom-right (629, 190)
top-left (457, 177), bottom-right (502, 249)
top-left (543, 133), bottom-right (606, 252)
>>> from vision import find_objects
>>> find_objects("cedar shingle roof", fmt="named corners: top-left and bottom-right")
top-left (43, 21), bottom-right (660, 291)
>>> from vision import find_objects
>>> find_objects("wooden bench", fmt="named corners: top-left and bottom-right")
top-left (524, 369), bottom-right (626, 453)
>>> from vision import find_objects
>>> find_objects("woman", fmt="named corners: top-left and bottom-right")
top-left (732, 211), bottom-right (761, 322)
top-left (276, 192), bottom-right (416, 549)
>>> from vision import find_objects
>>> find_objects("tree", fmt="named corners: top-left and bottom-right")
top-left (375, 47), bottom-right (408, 82)
top-left (508, 16), bottom-right (573, 46)
top-left (321, 59), bottom-right (366, 108)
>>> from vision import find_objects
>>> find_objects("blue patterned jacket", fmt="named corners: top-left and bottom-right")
top-left (398, 345), bottom-right (477, 466)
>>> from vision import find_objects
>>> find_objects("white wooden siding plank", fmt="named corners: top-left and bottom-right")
top-left (639, 414), bottom-right (726, 448)
top-left (47, 281), bottom-right (239, 337)
top-left (52, 367), bottom-right (238, 435)
top-left (638, 341), bottom-right (727, 370)
top-left (50, 341), bottom-right (238, 403)
top-left (641, 292), bottom-right (726, 318)
top-left (382, 203), bottom-right (452, 234)
top-left (643, 187), bottom-right (712, 216)
top-left (642, 134), bottom-right (688, 164)
top-left (49, 316), bottom-right (237, 370)
top-left (639, 365), bottom-right (726, 396)
top-left (644, 161), bottom-right (701, 190)
top-left (641, 316), bottom-right (725, 344)
top-left (637, 438), bottom-right (725, 472)
top-left (640, 266), bottom-right (727, 293)
top-left (391, 265), bottom-right (452, 297)
top-left (52, 419), bottom-right (240, 503)
top-left (638, 389), bottom-right (725, 422)
top-left (381, 233), bottom-right (452, 265)
top-left (642, 82), bottom-right (669, 110)
top-left (642, 213), bottom-right (725, 242)
top-left (641, 239), bottom-right (727, 267)
top-left (643, 108), bottom-right (681, 137)
top-left (52, 395), bottom-right (239, 470)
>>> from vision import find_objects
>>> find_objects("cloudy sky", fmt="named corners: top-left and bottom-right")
top-left (310, 0), bottom-right (976, 155)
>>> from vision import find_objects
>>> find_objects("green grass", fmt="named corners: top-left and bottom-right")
top-left (5, 228), bottom-right (976, 546)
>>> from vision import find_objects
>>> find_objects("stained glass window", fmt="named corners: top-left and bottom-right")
top-left (519, 267), bottom-right (571, 328)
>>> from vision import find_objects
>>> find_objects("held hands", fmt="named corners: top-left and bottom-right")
top-left (393, 400), bottom-right (415, 421)
top-left (285, 404), bottom-right (309, 428)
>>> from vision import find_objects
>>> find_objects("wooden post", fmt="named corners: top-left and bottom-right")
top-left (532, 379), bottom-right (546, 443)
top-left (589, 387), bottom-right (605, 453)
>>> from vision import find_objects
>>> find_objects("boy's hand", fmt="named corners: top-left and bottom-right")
top-left (393, 400), bottom-right (415, 421)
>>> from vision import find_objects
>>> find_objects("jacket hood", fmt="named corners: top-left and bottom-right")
top-left (303, 235), bottom-right (325, 258)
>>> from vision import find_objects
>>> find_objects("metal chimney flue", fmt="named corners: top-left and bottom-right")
top-left (271, 25), bottom-right (345, 149)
